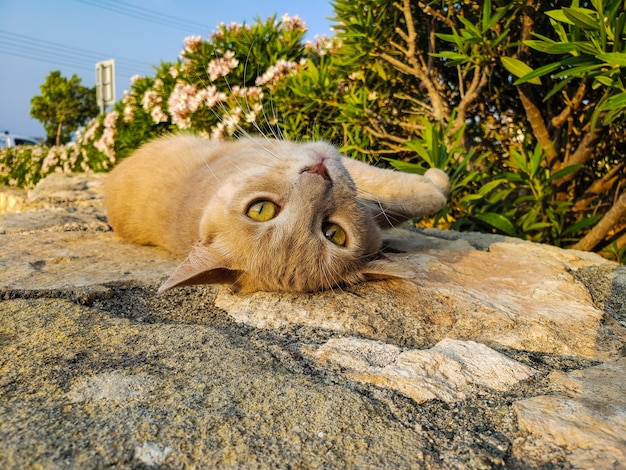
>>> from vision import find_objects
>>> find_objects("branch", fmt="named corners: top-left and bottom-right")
top-left (364, 124), bottom-right (408, 145)
top-left (417, 1), bottom-right (455, 27)
top-left (518, 85), bottom-right (558, 161)
top-left (377, 0), bottom-right (449, 122)
top-left (393, 93), bottom-right (434, 113)
top-left (572, 162), bottom-right (624, 212)
top-left (551, 81), bottom-right (588, 129)
top-left (570, 191), bottom-right (626, 251)
top-left (553, 126), bottom-right (602, 185)
top-left (451, 65), bottom-right (490, 134)
top-left (515, 1), bottom-right (558, 162)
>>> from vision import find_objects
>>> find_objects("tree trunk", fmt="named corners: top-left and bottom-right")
top-left (55, 121), bottom-right (63, 147)
top-left (571, 191), bottom-right (626, 251)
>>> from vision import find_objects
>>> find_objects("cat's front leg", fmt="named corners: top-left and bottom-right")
top-left (341, 157), bottom-right (449, 228)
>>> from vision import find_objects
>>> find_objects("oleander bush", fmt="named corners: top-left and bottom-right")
top-left (2, 2), bottom-right (625, 262)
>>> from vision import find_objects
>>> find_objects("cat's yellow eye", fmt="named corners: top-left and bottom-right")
top-left (323, 222), bottom-right (347, 246)
top-left (246, 200), bottom-right (278, 222)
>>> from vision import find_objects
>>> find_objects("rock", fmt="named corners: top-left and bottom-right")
top-left (216, 234), bottom-right (622, 359)
top-left (513, 359), bottom-right (626, 468)
top-left (1, 173), bottom-right (625, 469)
top-left (0, 186), bottom-right (27, 214)
top-left (301, 337), bottom-right (538, 403)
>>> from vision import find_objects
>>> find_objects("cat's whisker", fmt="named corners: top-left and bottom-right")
top-left (204, 161), bottom-right (225, 186)
top-left (319, 255), bottom-right (336, 294)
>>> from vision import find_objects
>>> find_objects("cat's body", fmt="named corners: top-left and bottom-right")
top-left (104, 135), bottom-right (449, 293)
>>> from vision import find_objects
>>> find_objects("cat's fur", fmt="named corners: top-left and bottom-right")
top-left (104, 135), bottom-right (449, 293)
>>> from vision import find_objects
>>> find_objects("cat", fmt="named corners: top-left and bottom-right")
top-left (104, 134), bottom-right (449, 293)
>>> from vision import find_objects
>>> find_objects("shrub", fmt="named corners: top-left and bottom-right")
top-left (0, 143), bottom-right (93, 188)
top-left (5, 2), bottom-right (625, 263)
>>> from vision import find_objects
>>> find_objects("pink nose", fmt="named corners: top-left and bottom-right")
top-left (305, 160), bottom-right (330, 180)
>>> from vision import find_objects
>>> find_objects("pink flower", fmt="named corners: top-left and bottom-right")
top-left (207, 50), bottom-right (239, 81)
top-left (184, 35), bottom-right (203, 53)
top-left (255, 59), bottom-right (300, 86)
top-left (150, 106), bottom-right (168, 124)
top-left (281, 13), bottom-right (307, 32)
top-left (141, 90), bottom-right (162, 111)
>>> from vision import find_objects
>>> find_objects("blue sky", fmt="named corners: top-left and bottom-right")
top-left (0, 0), bottom-right (335, 138)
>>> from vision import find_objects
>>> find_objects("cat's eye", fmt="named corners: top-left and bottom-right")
top-left (322, 222), bottom-right (347, 246)
top-left (246, 200), bottom-right (278, 221)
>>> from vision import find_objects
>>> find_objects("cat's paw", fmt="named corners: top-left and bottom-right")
top-left (424, 168), bottom-right (450, 196)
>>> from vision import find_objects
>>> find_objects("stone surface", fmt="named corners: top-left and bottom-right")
top-left (1, 173), bottom-right (625, 469)
top-left (216, 235), bottom-right (621, 359)
top-left (513, 359), bottom-right (626, 468)
top-left (301, 337), bottom-right (538, 403)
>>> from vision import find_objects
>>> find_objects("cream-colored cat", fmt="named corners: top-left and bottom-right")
top-left (104, 135), bottom-right (449, 293)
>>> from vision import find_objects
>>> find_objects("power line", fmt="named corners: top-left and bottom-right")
top-left (0, 30), bottom-right (152, 73)
top-left (0, 44), bottom-right (143, 78)
top-left (1, 48), bottom-right (97, 74)
top-left (75, 0), bottom-right (211, 33)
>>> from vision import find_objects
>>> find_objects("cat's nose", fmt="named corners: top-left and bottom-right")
top-left (303, 160), bottom-right (330, 180)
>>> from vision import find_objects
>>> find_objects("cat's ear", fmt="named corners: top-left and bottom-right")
top-left (360, 254), bottom-right (416, 283)
top-left (158, 242), bottom-right (241, 293)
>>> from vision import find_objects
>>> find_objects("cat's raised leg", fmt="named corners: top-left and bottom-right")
top-left (340, 157), bottom-right (449, 228)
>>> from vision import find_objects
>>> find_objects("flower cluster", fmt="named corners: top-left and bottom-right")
top-left (121, 91), bottom-right (136, 122)
top-left (141, 89), bottom-right (167, 124)
top-left (207, 50), bottom-right (239, 81)
top-left (1, 143), bottom-right (91, 188)
top-left (280, 13), bottom-right (307, 32)
top-left (41, 144), bottom-right (86, 175)
top-left (305, 35), bottom-right (339, 57)
top-left (255, 59), bottom-right (301, 86)
top-left (210, 21), bottom-right (251, 40)
top-left (183, 35), bottom-right (203, 54)
top-left (78, 118), bottom-right (100, 143)
top-left (93, 111), bottom-right (118, 164)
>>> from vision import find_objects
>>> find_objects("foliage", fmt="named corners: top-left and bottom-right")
top-left (7, 3), bottom-right (626, 263)
top-left (0, 143), bottom-right (93, 188)
top-left (74, 14), bottom-right (321, 167)
top-left (328, 0), bottom-right (626, 258)
top-left (30, 71), bottom-right (99, 146)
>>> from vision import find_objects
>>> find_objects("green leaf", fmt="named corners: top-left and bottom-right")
top-left (513, 62), bottom-right (561, 85)
top-left (385, 158), bottom-right (425, 174)
top-left (523, 222), bottom-right (553, 232)
top-left (553, 63), bottom-right (605, 78)
top-left (482, 0), bottom-right (492, 33)
top-left (433, 51), bottom-right (470, 65)
top-left (457, 15), bottom-right (482, 38)
top-left (545, 10), bottom-right (572, 25)
top-left (597, 52), bottom-right (626, 66)
top-left (475, 213), bottom-right (517, 236)
top-left (529, 145), bottom-right (543, 178)
top-left (544, 77), bottom-right (574, 101)
top-left (405, 139), bottom-right (435, 167)
top-left (563, 214), bottom-right (603, 235)
top-left (435, 33), bottom-right (460, 45)
top-left (524, 40), bottom-right (575, 54)
top-left (600, 93), bottom-right (626, 110)
top-left (500, 57), bottom-right (542, 85)
top-left (477, 179), bottom-right (506, 195)
top-left (562, 8), bottom-right (600, 31)
top-left (483, 6), bottom-right (511, 33)
top-left (549, 164), bottom-right (582, 182)
top-left (593, 75), bottom-right (622, 88)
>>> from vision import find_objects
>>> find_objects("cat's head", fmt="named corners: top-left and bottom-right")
top-left (158, 139), bottom-right (411, 294)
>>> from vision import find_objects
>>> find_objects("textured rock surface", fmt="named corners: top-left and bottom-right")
top-left (1, 173), bottom-right (625, 469)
